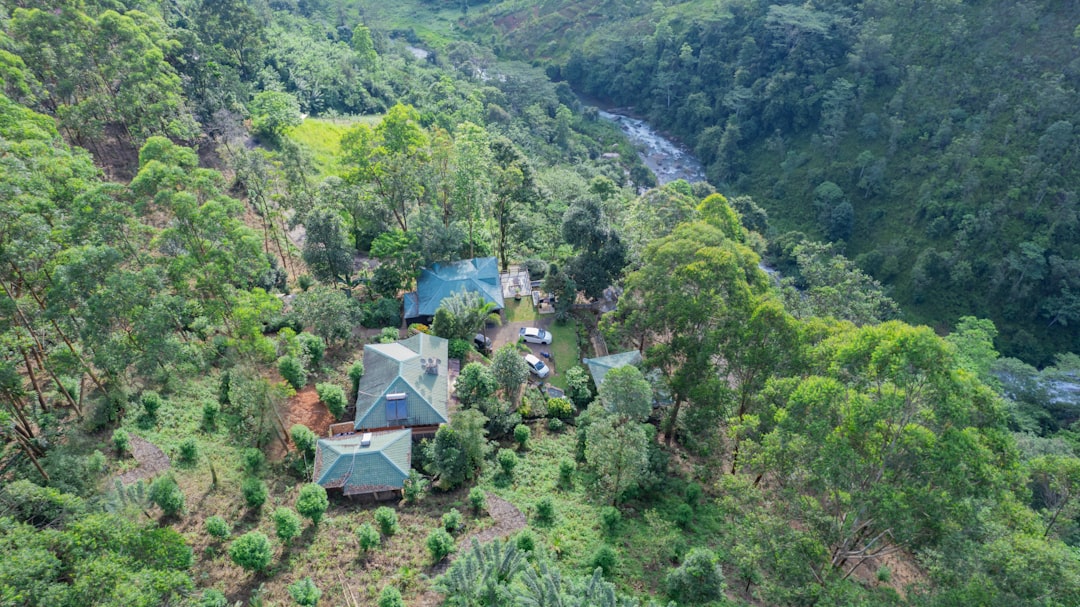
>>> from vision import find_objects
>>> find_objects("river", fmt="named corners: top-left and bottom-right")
top-left (597, 109), bottom-right (706, 185)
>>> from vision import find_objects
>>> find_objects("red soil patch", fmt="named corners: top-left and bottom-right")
top-left (268, 386), bottom-right (335, 461)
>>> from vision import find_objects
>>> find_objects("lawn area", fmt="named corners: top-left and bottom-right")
top-left (504, 299), bottom-right (581, 391)
top-left (287, 115), bottom-right (382, 177)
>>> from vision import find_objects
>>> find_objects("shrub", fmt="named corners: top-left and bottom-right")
top-left (202, 401), bottom-right (219, 431)
top-left (112, 429), bottom-right (130, 456)
top-left (278, 355), bottom-right (307, 389)
top-left (87, 450), bottom-right (106, 473)
top-left (448, 338), bottom-right (472, 360)
top-left (558, 459), bottom-right (575, 487)
top-left (348, 360), bottom-right (365, 396)
top-left (497, 448), bottom-right (518, 476)
top-left (205, 516), bottom-right (230, 540)
top-left (408, 323), bottom-right (430, 335)
top-left (242, 477), bottom-right (268, 509)
top-left (287, 577), bottom-right (322, 607)
top-left (296, 483), bottom-right (329, 525)
top-left (546, 397), bottom-right (573, 419)
top-left (199, 588), bottom-right (227, 607)
top-left (591, 545), bottom-right (618, 577)
top-left (600, 506), bottom-right (621, 536)
top-left (377, 327), bottom-right (399, 343)
top-left (141, 391), bottom-right (162, 417)
top-left (515, 529), bottom-right (537, 553)
top-left (534, 497), bottom-right (554, 524)
top-left (357, 522), bottom-right (380, 552)
top-left (402, 470), bottom-right (428, 504)
top-left (360, 298), bottom-right (401, 328)
top-left (673, 503), bottom-right (693, 529)
top-left (378, 586), bottom-right (404, 607)
top-left (374, 506), bottom-right (398, 536)
top-left (468, 487), bottom-right (487, 514)
top-left (274, 507), bottom-right (303, 544)
top-left (547, 417), bottom-right (565, 433)
top-left (315, 383), bottom-right (347, 419)
top-left (297, 332), bottom-right (326, 366)
top-left (442, 508), bottom-right (462, 533)
top-left (229, 531), bottom-right (273, 573)
top-left (685, 482), bottom-right (702, 507)
top-left (513, 424), bottom-right (531, 449)
top-left (564, 366), bottom-right (592, 407)
top-left (297, 274), bottom-right (314, 291)
top-left (149, 475), bottom-right (185, 517)
top-left (178, 438), bottom-right (198, 465)
top-left (427, 528), bottom-right (455, 563)
top-left (666, 548), bottom-right (725, 604)
top-left (243, 448), bottom-right (265, 475)
top-left (217, 371), bottom-right (231, 405)
top-left (290, 424), bottom-right (317, 458)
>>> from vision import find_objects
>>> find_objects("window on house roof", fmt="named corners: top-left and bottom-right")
top-left (386, 398), bottom-right (408, 425)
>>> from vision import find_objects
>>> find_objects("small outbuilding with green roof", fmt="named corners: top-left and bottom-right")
top-left (354, 333), bottom-right (449, 436)
top-left (583, 350), bottom-right (644, 387)
top-left (313, 428), bottom-right (412, 499)
top-left (403, 257), bottom-right (504, 324)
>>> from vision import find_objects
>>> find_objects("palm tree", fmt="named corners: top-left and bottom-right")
top-left (437, 287), bottom-right (502, 341)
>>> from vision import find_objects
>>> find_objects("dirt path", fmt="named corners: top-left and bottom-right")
top-left (117, 435), bottom-right (171, 485)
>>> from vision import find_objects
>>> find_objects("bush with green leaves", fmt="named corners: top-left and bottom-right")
top-left (443, 508), bottom-right (463, 534)
top-left (448, 338), bottom-right (472, 360)
top-left (297, 483), bottom-right (329, 525)
top-left (149, 475), bottom-right (184, 517)
top-left (546, 397), bottom-right (573, 419)
top-left (469, 487), bottom-right (487, 514)
top-left (141, 391), bottom-right (162, 417)
top-left (403, 469), bottom-right (428, 504)
top-left (375, 506), bottom-right (398, 536)
top-left (87, 450), bottom-right (106, 473)
top-left (515, 529), bottom-right (536, 553)
top-left (112, 428), bottom-right (130, 456)
top-left (242, 477), bottom-right (268, 509)
top-left (377, 326), bottom-right (400, 343)
top-left (297, 274), bottom-right (314, 291)
top-left (205, 516), bottom-right (230, 540)
top-left (378, 586), bottom-right (404, 607)
top-left (218, 371), bottom-right (231, 405)
top-left (297, 332), bottom-right (326, 366)
top-left (547, 417), bottom-right (565, 433)
top-left (497, 448), bottom-right (518, 476)
top-left (178, 438), bottom-right (198, 465)
top-left (199, 589), bottom-right (228, 607)
top-left (600, 506), bottom-right (621, 536)
top-left (685, 482), bottom-right (702, 507)
top-left (229, 531), bottom-right (273, 573)
top-left (274, 507), bottom-right (303, 544)
top-left (427, 528), bottom-right (456, 563)
top-left (665, 547), bottom-right (725, 604)
top-left (673, 503), bottom-right (693, 529)
top-left (202, 401), bottom-right (219, 431)
top-left (278, 355), bottom-right (307, 390)
top-left (357, 522), bottom-right (380, 552)
top-left (290, 424), bottom-right (317, 457)
top-left (243, 448), bottom-right (266, 475)
top-left (534, 497), bottom-right (555, 525)
top-left (591, 545), bottom-right (618, 577)
top-left (315, 383), bottom-right (347, 419)
top-left (564, 366), bottom-right (592, 407)
top-left (513, 424), bottom-right (531, 449)
top-left (288, 577), bottom-right (322, 606)
top-left (348, 360), bottom-right (365, 396)
top-left (558, 459), bottom-right (575, 487)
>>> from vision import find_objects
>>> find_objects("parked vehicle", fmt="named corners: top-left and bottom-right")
top-left (519, 327), bottom-right (552, 344)
top-left (474, 333), bottom-right (492, 352)
top-left (524, 353), bottom-right (550, 378)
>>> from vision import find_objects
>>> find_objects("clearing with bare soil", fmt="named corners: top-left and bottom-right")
top-left (117, 435), bottom-right (171, 485)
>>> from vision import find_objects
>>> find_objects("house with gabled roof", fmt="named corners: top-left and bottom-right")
top-left (582, 350), bottom-right (644, 388)
top-left (403, 257), bottom-right (504, 324)
top-left (354, 333), bottom-right (449, 436)
top-left (313, 428), bottom-right (411, 499)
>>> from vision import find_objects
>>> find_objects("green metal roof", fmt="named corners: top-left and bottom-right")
top-left (403, 257), bottom-right (504, 320)
top-left (582, 350), bottom-right (643, 387)
top-left (355, 333), bottom-right (449, 431)
top-left (313, 429), bottom-right (412, 495)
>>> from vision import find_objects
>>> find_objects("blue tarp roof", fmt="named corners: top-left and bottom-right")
top-left (404, 257), bottom-right (504, 320)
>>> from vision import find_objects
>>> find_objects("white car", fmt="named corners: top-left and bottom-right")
top-left (524, 353), bottom-right (550, 378)
top-left (519, 327), bottom-right (552, 345)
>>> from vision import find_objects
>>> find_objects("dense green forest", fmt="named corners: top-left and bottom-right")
top-left (453, 0), bottom-right (1080, 364)
top-left (1, 0), bottom-right (1080, 606)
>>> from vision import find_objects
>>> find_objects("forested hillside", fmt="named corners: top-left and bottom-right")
top-left (461, 0), bottom-right (1080, 364)
top-left (2, 1), bottom-right (1080, 606)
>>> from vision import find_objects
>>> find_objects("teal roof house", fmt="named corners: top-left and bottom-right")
top-left (403, 257), bottom-right (504, 323)
top-left (355, 333), bottom-right (449, 433)
top-left (313, 429), bottom-right (412, 497)
top-left (582, 350), bottom-right (644, 387)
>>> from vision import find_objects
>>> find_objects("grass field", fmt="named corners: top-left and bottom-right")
top-left (503, 299), bottom-right (581, 391)
top-left (287, 115), bottom-right (382, 177)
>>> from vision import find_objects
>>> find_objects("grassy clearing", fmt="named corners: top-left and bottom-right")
top-left (288, 115), bottom-right (382, 177)
top-left (504, 300), bottom-right (581, 390)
